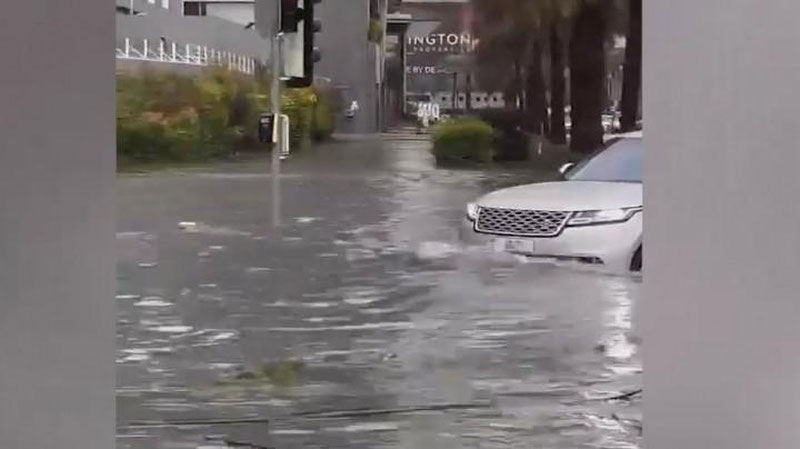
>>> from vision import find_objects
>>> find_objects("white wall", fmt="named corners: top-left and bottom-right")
top-left (117, 8), bottom-right (269, 62)
top-left (206, 2), bottom-right (254, 25)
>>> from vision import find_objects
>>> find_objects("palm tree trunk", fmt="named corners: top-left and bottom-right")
top-left (620, 0), bottom-right (642, 131)
top-left (504, 60), bottom-right (522, 110)
top-left (525, 40), bottom-right (548, 134)
top-left (549, 23), bottom-right (567, 144)
top-left (535, 40), bottom-right (550, 136)
top-left (569, 1), bottom-right (607, 153)
top-left (514, 60), bottom-right (524, 110)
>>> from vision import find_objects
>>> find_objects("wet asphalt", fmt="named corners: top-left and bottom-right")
top-left (116, 136), bottom-right (642, 449)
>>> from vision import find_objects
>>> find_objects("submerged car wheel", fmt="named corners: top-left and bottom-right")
top-left (630, 245), bottom-right (642, 272)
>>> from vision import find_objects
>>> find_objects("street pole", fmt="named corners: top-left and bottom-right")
top-left (452, 71), bottom-right (458, 113)
top-left (271, 24), bottom-right (283, 231)
top-left (379, 0), bottom-right (389, 131)
top-left (466, 72), bottom-right (472, 112)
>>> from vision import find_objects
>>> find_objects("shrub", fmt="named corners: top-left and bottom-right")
top-left (117, 68), bottom-right (260, 162)
top-left (282, 87), bottom-right (316, 151)
top-left (476, 109), bottom-right (526, 133)
top-left (492, 127), bottom-right (530, 161)
top-left (368, 18), bottom-right (383, 43)
top-left (473, 109), bottom-right (530, 161)
top-left (432, 118), bottom-right (494, 164)
top-left (311, 91), bottom-right (335, 141)
top-left (117, 118), bottom-right (172, 162)
top-left (117, 112), bottom-right (216, 163)
top-left (116, 67), bottom-right (336, 164)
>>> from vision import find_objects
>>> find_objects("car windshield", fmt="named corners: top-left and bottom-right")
top-left (566, 138), bottom-right (642, 183)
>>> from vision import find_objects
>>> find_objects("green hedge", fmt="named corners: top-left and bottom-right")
top-left (282, 88), bottom-right (315, 152)
top-left (368, 18), bottom-right (383, 43)
top-left (431, 118), bottom-right (494, 164)
top-left (311, 94), bottom-right (335, 141)
top-left (117, 67), bottom-right (335, 165)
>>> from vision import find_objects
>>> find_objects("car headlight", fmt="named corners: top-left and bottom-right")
top-left (466, 202), bottom-right (480, 221)
top-left (567, 207), bottom-right (642, 227)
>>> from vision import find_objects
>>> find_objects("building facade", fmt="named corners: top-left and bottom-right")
top-left (256, 0), bottom-right (382, 134)
top-left (389, 0), bottom-right (630, 116)
top-left (180, 0), bottom-right (256, 26)
top-left (391, 0), bottom-right (506, 112)
top-left (116, 0), bottom-right (269, 75)
top-left (121, 0), bottom-right (256, 25)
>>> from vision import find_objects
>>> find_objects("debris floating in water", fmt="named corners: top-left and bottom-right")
top-left (294, 401), bottom-right (494, 419)
top-left (116, 294), bottom-right (141, 300)
top-left (120, 416), bottom-right (270, 430)
top-left (295, 217), bottom-right (318, 224)
top-left (151, 325), bottom-right (193, 334)
top-left (134, 297), bottom-right (173, 308)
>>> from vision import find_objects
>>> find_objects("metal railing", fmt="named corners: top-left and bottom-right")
top-left (116, 37), bottom-right (259, 75)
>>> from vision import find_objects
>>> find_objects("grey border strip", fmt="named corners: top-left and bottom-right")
top-left (0, 1), bottom-right (115, 448)
top-left (645, 1), bottom-right (800, 448)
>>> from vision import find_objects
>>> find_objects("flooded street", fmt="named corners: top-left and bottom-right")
top-left (116, 137), bottom-right (642, 449)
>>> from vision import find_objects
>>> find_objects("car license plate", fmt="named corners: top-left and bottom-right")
top-left (492, 237), bottom-right (535, 254)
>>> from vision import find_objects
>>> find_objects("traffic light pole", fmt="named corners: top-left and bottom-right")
top-left (271, 29), bottom-right (283, 231)
top-left (271, 0), bottom-right (321, 230)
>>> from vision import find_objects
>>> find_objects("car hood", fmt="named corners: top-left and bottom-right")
top-left (477, 181), bottom-right (642, 211)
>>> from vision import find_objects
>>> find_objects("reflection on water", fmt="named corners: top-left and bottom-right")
top-left (117, 139), bottom-right (641, 449)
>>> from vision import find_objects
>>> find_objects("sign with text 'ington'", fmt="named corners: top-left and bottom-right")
top-left (407, 33), bottom-right (479, 55)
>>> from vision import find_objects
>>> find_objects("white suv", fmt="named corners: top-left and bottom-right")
top-left (460, 133), bottom-right (643, 273)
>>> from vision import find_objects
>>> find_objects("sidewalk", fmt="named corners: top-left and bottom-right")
top-left (381, 124), bottom-right (430, 142)
top-left (330, 133), bottom-right (382, 142)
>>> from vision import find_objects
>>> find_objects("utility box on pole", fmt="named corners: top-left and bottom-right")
top-left (257, 113), bottom-right (276, 144)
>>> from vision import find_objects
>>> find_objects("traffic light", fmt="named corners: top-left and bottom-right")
top-left (281, 0), bottom-right (321, 88)
top-left (279, 0), bottom-right (299, 33)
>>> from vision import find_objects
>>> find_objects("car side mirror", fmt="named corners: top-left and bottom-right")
top-left (559, 162), bottom-right (575, 176)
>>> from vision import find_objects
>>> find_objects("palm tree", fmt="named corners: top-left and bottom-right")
top-left (548, 22), bottom-right (568, 144)
top-left (473, 0), bottom-right (551, 128)
top-left (538, 0), bottom-right (621, 149)
top-left (568, 0), bottom-right (610, 153)
top-left (471, 0), bottom-right (618, 152)
top-left (619, 0), bottom-right (641, 131)
top-left (525, 39), bottom-right (548, 135)
top-left (539, 0), bottom-right (583, 145)
top-left (472, 0), bottom-right (534, 113)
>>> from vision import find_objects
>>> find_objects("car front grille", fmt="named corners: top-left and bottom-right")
top-left (475, 207), bottom-right (571, 237)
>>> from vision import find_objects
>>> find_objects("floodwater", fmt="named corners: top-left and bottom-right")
top-left (117, 136), bottom-right (642, 449)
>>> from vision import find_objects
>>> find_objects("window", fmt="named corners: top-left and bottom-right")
top-left (567, 138), bottom-right (643, 183)
top-left (162, 0), bottom-right (169, 9)
top-left (183, 1), bottom-right (206, 16)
